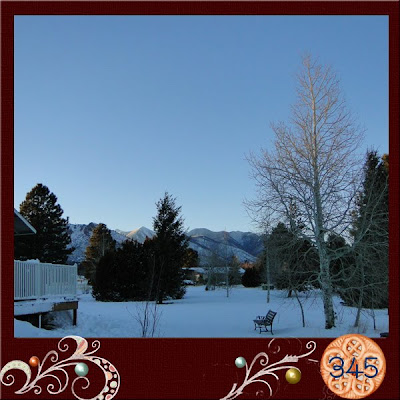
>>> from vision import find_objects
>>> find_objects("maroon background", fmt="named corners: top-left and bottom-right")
top-left (1, 2), bottom-right (399, 399)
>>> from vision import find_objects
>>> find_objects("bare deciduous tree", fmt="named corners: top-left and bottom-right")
top-left (246, 54), bottom-right (365, 329)
top-left (204, 238), bottom-right (234, 296)
top-left (130, 301), bottom-right (163, 338)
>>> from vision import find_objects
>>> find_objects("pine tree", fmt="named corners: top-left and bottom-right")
top-left (241, 266), bottom-right (262, 287)
top-left (116, 240), bottom-right (149, 301)
top-left (182, 248), bottom-right (199, 283)
top-left (268, 222), bottom-right (318, 297)
top-left (82, 223), bottom-right (116, 285)
top-left (92, 251), bottom-right (119, 301)
top-left (151, 192), bottom-right (188, 303)
top-left (182, 248), bottom-right (199, 269)
top-left (92, 239), bottom-right (148, 302)
top-left (346, 151), bottom-right (389, 309)
top-left (15, 183), bottom-right (73, 264)
top-left (327, 233), bottom-right (354, 292)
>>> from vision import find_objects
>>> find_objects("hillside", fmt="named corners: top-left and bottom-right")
top-left (67, 223), bottom-right (128, 264)
top-left (67, 224), bottom-right (263, 265)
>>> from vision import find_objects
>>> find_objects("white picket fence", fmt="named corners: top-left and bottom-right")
top-left (14, 260), bottom-right (77, 300)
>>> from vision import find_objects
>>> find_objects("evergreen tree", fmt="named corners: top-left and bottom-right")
top-left (268, 222), bottom-right (318, 297)
top-left (182, 248), bottom-right (199, 269)
top-left (342, 151), bottom-right (389, 309)
top-left (82, 223), bottom-right (116, 285)
top-left (151, 192), bottom-right (188, 303)
top-left (116, 240), bottom-right (149, 301)
top-left (241, 266), bottom-right (262, 287)
top-left (15, 183), bottom-right (73, 264)
top-left (326, 233), bottom-right (354, 292)
top-left (92, 239), bottom-right (149, 301)
top-left (267, 222), bottom-right (291, 289)
top-left (92, 250), bottom-right (119, 301)
top-left (182, 248), bottom-right (200, 283)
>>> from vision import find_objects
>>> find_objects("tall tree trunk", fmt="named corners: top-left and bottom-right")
top-left (224, 232), bottom-right (230, 298)
top-left (320, 255), bottom-right (335, 328)
top-left (316, 218), bottom-right (335, 328)
top-left (266, 240), bottom-right (271, 303)
top-left (294, 288), bottom-right (305, 327)
top-left (354, 256), bottom-right (365, 328)
top-left (314, 166), bottom-right (335, 329)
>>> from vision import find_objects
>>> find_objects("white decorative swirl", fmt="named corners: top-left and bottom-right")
top-left (320, 384), bottom-right (337, 400)
top-left (71, 376), bottom-right (91, 399)
top-left (0, 336), bottom-right (120, 400)
top-left (0, 360), bottom-right (31, 387)
top-left (221, 340), bottom-right (317, 400)
top-left (267, 338), bottom-right (281, 354)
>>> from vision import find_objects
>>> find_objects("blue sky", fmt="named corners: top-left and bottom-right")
top-left (14, 16), bottom-right (388, 233)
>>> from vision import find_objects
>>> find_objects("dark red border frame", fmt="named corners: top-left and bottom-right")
top-left (1, 2), bottom-right (399, 399)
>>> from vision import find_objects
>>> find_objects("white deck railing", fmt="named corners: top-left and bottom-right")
top-left (14, 260), bottom-right (77, 300)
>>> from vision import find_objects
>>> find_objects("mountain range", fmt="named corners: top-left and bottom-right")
top-left (67, 224), bottom-right (264, 265)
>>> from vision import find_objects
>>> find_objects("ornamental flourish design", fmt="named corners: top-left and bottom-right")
top-left (221, 339), bottom-right (318, 400)
top-left (0, 336), bottom-right (120, 400)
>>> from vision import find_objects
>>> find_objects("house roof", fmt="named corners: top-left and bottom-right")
top-left (14, 209), bottom-right (36, 236)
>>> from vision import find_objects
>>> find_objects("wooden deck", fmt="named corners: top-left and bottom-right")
top-left (15, 298), bottom-right (78, 327)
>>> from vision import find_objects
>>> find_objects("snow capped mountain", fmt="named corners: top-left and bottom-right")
top-left (115, 229), bottom-right (130, 236)
top-left (188, 228), bottom-right (218, 239)
top-left (187, 228), bottom-right (262, 264)
top-left (67, 223), bottom-right (129, 264)
top-left (67, 224), bottom-right (263, 265)
top-left (188, 229), bottom-right (263, 256)
top-left (188, 236), bottom-right (257, 264)
top-left (126, 226), bottom-right (156, 242)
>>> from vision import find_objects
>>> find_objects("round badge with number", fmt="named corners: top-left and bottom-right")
top-left (320, 334), bottom-right (386, 399)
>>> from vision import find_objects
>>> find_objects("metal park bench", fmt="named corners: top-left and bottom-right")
top-left (253, 310), bottom-right (277, 334)
top-left (261, 284), bottom-right (275, 290)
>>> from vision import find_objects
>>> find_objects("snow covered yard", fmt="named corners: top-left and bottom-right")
top-left (14, 286), bottom-right (388, 338)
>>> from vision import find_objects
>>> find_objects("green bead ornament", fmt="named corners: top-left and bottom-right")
top-left (235, 356), bottom-right (246, 368)
top-left (75, 362), bottom-right (89, 377)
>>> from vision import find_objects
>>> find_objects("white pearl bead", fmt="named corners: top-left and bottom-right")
top-left (75, 362), bottom-right (89, 377)
top-left (235, 356), bottom-right (246, 368)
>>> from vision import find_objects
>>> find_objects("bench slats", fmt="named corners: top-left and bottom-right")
top-left (253, 310), bottom-right (277, 334)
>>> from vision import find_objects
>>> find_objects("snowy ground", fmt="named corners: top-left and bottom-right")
top-left (14, 286), bottom-right (388, 338)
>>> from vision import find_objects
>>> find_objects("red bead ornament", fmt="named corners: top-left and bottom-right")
top-left (29, 356), bottom-right (40, 367)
